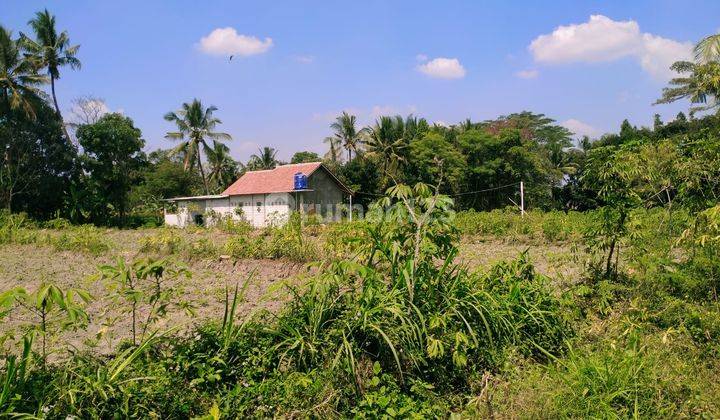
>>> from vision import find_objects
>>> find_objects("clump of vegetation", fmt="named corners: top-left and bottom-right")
top-left (0, 283), bottom-right (91, 362)
top-left (96, 258), bottom-right (195, 346)
top-left (0, 184), bottom-right (572, 417)
top-left (47, 225), bottom-right (111, 255)
top-left (224, 212), bottom-right (319, 262)
top-left (138, 227), bottom-right (184, 255)
top-left (454, 208), bottom-right (589, 242)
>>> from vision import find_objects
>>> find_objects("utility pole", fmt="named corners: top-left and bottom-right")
top-left (520, 181), bottom-right (525, 217)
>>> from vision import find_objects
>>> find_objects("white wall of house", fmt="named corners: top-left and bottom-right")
top-left (164, 193), bottom-right (293, 228)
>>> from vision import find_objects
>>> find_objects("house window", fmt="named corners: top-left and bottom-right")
top-left (256, 201), bottom-right (262, 212)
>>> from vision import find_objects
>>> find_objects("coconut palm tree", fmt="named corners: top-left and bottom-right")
top-left (164, 99), bottom-right (231, 194)
top-left (20, 9), bottom-right (80, 136)
top-left (656, 32), bottom-right (720, 113)
top-left (248, 146), bottom-right (278, 170)
top-left (655, 60), bottom-right (720, 113)
top-left (0, 26), bottom-right (47, 118)
top-left (695, 33), bottom-right (720, 63)
top-left (206, 140), bottom-right (239, 192)
top-left (323, 136), bottom-right (342, 163)
top-left (330, 112), bottom-right (363, 162)
top-left (365, 116), bottom-right (408, 182)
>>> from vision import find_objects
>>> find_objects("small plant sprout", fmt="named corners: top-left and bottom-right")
top-left (97, 258), bottom-right (195, 346)
top-left (0, 283), bottom-right (92, 364)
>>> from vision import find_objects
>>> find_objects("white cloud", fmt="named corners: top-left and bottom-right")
top-left (295, 55), bottom-right (314, 64)
top-left (561, 119), bottom-right (603, 138)
top-left (529, 15), bottom-right (692, 81)
top-left (515, 69), bottom-right (539, 79)
top-left (417, 57), bottom-right (466, 79)
top-left (639, 34), bottom-right (693, 80)
top-left (415, 53), bottom-right (428, 62)
top-left (198, 27), bottom-right (273, 56)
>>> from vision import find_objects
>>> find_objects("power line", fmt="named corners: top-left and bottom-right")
top-left (352, 182), bottom-right (522, 198)
top-left (448, 182), bottom-right (521, 197)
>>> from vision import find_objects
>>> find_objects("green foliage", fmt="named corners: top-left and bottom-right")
top-left (223, 213), bottom-right (318, 262)
top-left (406, 132), bottom-right (467, 194)
top-left (541, 333), bottom-right (713, 418)
top-left (77, 113), bottom-right (146, 224)
top-left (0, 282), bottom-right (91, 361)
top-left (50, 224), bottom-right (110, 254)
top-left (352, 362), bottom-right (447, 418)
top-left (97, 258), bottom-right (194, 345)
top-left (164, 98), bottom-right (232, 195)
top-left (582, 146), bottom-right (642, 278)
top-left (0, 89), bottom-right (74, 218)
top-left (290, 150), bottom-right (321, 164)
top-left (0, 334), bottom-right (34, 416)
top-left (455, 208), bottom-right (588, 242)
top-left (247, 146), bottom-right (278, 170)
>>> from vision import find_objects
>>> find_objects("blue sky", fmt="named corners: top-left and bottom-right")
top-left (5, 0), bottom-right (720, 161)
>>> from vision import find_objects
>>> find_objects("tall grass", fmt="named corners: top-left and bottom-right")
top-left (455, 208), bottom-right (590, 242)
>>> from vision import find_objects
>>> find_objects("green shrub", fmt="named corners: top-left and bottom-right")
top-left (50, 225), bottom-right (111, 255)
top-left (0, 211), bottom-right (38, 245)
top-left (454, 208), bottom-right (589, 242)
top-left (539, 333), bottom-right (714, 418)
top-left (139, 228), bottom-right (184, 255)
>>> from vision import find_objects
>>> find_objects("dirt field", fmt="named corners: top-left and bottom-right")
top-left (0, 228), bottom-right (583, 355)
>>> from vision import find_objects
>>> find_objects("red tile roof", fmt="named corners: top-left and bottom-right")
top-left (222, 162), bottom-right (332, 195)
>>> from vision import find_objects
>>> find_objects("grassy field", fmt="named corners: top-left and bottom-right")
top-left (0, 215), bottom-right (581, 354)
top-left (1, 207), bottom-right (719, 418)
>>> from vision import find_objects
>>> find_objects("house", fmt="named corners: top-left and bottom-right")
top-left (164, 162), bottom-right (354, 228)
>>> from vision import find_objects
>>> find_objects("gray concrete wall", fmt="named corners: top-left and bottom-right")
top-left (304, 168), bottom-right (345, 218)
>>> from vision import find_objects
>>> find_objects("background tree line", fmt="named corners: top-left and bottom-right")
top-left (2, 9), bottom-right (719, 226)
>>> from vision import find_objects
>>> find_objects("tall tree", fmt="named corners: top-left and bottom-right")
top-left (0, 100), bottom-right (74, 214)
top-left (694, 33), bottom-right (720, 63)
top-left (330, 112), bottom-right (363, 161)
top-left (655, 60), bottom-right (720, 113)
top-left (290, 151), bottom-right (320, 164)
top-left (21, 9), bottom-right (80, 138)
top-left (0, 26), bottom-right (47, 118)
top-left (164, 99), bottom-right (231, 194)
top-left (248, 146), bottom-right (278, 170)
top-left (206, 140), bottom-right (239, 192)
top-left (365, 116), bottom-right (408, 184)
top-left (77, 113), bottom-right (145, 224)
top-left (323, 136), bottom-right (342, 163)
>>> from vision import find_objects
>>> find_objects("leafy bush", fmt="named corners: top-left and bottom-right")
top-left (139, 228), bottom-right (184, 255)
top-left (454, 208), bottom-right (588, 242)
top-left (49, 225), bottom-right (111, 255)
top-left (223, 213), bottom-right (319, 262)
top-left (541, 332), bottom-right (714, 418)
top-left (0, 211), bottom-right (38, 245)
top-left (0, 183), bottom-right (575, 418)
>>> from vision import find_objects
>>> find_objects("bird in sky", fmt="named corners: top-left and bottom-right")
top-left (229, 55), bottom-right (234, 61)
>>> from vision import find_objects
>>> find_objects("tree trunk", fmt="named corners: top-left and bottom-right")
top-left (605, 237), bottom-right (616, 278)
top-left (605, 212), bottom-right (627, 278)
top-left (197, 148), bottom-right (209, 195)
top-left (50, 77), bottom-right (72, 144)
